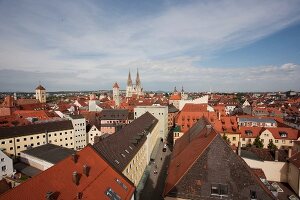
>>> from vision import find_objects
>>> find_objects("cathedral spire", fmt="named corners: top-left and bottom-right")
top-left (136, 68), bottom-right (141, 86)
top-left (127, 70), bottom-right (132, 86)
top-left (181, 86), bottom-right (184, 92)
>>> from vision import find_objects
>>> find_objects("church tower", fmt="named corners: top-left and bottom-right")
top-left (126, 70), bottom-right (133, 98)
top-left (135, 68), bottom-right (142, 97)
top-left (113, 82), bottom-right (120, 107)
top-left (35, 84), bottom-right (46, 103)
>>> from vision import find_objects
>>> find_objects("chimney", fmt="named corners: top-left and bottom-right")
top-left (205, 125), bottom-right (212, 137)
top-left (83, 165), bottom-right (90, 177)
top-left (72, 171), bottom-right (79, 185)
top-left (275, 150), bottom-right (279, 162)
top-left (77, 192), bottom-right (82, 199)
top-left (72, 153), bottom-right (78, 163)
top-left (218, 112), bottom-right (221, 121)
top-left (237, 141), bottom-right (241, 156)
top-left (288, 148), bottom-right (292, 158)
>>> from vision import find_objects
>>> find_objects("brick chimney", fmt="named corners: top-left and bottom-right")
top-left (83, 165), bottom-right (90, 177)
top-left (72, 153), bottom-right (78, 163)
top-left (237, 141), bottom-right (241, 156)
top-left (275, 150), bottom-right (279, 162)
top-left (72, 171), bottom-right (79, 185)
top-left (288, 148), bottom-right (292, 158)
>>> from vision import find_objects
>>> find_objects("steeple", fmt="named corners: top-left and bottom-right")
top-left (127, 70), bottom-right (132, 86)
top-left (174, 86), bottom-right (177, 93)
top-left (136, 68), bottom-right (141, 86)
top-left (181, 86), bottom-right (184, 93)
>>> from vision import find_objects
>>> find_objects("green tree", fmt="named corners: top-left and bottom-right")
top-left (222, 134), bottom-right (231, 144)
top-left (268, 140), bottom-right (277, 150)
top-left (253, 136), bottom-right (264, 148)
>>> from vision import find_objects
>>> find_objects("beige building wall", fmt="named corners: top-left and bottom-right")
top-left (20, 153), bottom-right (53, 171)
top-left (122, 145), bottom-right (147, 186)
top-left (173, 131), bottom-right (184, 144)
top-left (243, 157), bottom-right (288, 182)
top-left (35, 89), bottom-right (46, 103)
top-left (87, 125), bottom-right (102, 145)
top-left (146, 123), bottom-right (160, 162)
top-left (221, 133), bottom-right (240, 147)
top-left (0, 129), bottom-right (74, 157)
top-left (288, 163), bottom-right (300, 196)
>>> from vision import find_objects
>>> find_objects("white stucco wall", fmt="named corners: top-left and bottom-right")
top-left (0, 150), bottom-right (13, 179)
top-left (288, 163), bottom-right (300, 196)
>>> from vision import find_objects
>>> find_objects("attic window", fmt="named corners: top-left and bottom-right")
top-left (125, 150), bottom-right (129, 154)
top-left (105, 188), bottom-right (121, 200)
top-left (114, 160), bottom-right (120, 165)
top-left (245, 130), bottom-right (253, 136)
top-left (121, 153), bottom-right (126, 158)
top-left (116, 178), bottom-right (128, 191)
top-left (211, 184), bottom-right (228, 196)
top-left (279, 131), bottom-right (287, 138)
top-left (129, 146), bottom-right (133, 150)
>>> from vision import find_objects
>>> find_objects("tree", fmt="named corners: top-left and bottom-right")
top-left (268, 140), bottom-right (277, 150)
top-left (253, 136), bottom-right (264, 148)
top-left (222, 134), bottom-right (230, 144)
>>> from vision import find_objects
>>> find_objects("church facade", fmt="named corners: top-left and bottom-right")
top-left (126, 69), bottom-right (143, 98)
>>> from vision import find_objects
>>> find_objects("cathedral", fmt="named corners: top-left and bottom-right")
top-left (126, 69), bottom-right (143, 98)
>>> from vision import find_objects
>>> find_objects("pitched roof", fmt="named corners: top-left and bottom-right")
top-left (93, 112), bottom-right (158, 172)
top-left (164, 118), bottom-right (276, 199)
top-left (0, 120), bottom-right (73, 139)
top-left (265, 127), bottom-right (299, 140)
top-left (240, 127), bottom-right (263, 138)
top-left (0, 145), bottom-right (135, 200)
top-left (181, 103), bottom-right (208, 112)
top-left (21, 144), bottom-right (76, 164)
top-left (100, 109), bottom-right (129, 120)
top-left (35, 85), bottom-right (45, 90)
top-left (113, 82), bottom-right (120, 88)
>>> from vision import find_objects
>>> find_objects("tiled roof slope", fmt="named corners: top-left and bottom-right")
top-left (164, 118), bottom-right (276, 200)
top-left (0, 145), bottom-right (135, 200)
top-left (93, 112), bottom-right (158, 172)
top-left (0, 120), bottom-right (73, 139)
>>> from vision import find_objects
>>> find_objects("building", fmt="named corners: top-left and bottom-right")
top-left (99, 109), bottom-right (130, 135)
top-left (0, 96), bottom-right (16, 117)
top-left (0, 150), bottom-right (13, 180)
top-left (164, 117), bottom-right (276, 199)
top-left (35, 85), bottom-right (46, 103)
top-left (93, 112), bottom-right (159, 186)
top-left (239, 127), bottom-right (299, 149)
top-left (0, 145), bottom-right (135, 200)
top-left (168, 104), bottom-right (179, 130)
top-left (126, 69), bottom-right (143, 98)
top-left (288, 152), bottom-right (300, 196)
top-left (238, 117), bottom-right (277, 127)
top-left (20, 144), bottom-right (76, 171)
top-left (67, 115), bottom-right (87, 150)
top-left (113, 82), bottom-right (121, 107)
top-left (0, 120), bottom-right (74, 157)
top-left (134, 105), bottom-right (168, 140)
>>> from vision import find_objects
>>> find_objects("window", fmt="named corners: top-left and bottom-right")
top-left (17, 146), bottom-right (20, 149)
top-left (2, 166), bottom-right (6, 172)
top-left (1, 158), bottom-right (4, 162)
top-left (10, 147), bottom-right (13, 150)
top-left (54, 133), bottom-right (57, 136)
top-left (233, 137), bottom-right (236, 141)
top-left (37, 136), bottom-right (39, 139)
top-left (16, 139), bottom-right (20, 142)
top-left (275, 140), bottom-right (278, 143)
top-left (211, 184), bottom-right (228, 196)
top-left (1, 141), bottom-right (5, 145)
top-left (9, 140), bottom-right (12, 143)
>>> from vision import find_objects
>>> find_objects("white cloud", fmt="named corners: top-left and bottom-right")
top-left (0, 0), bottom-right (300, 91)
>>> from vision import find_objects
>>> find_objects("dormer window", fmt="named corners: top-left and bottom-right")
top-left (245, 130), bottom-right (253, 136)
top-left (279, 131), bottom-right (287, 138)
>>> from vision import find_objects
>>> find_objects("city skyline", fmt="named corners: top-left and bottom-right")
top-left (0, 0), bottom-right (300, 92)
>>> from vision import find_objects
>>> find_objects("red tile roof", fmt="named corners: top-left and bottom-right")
top-left (265, 127), bottom-right (299, 140)
top-left (0, 145), bottom-right (135, 200)
top-left (240, 127), bottom-right (263, 138)
top-left (169, 93), bottom-right (181, 100)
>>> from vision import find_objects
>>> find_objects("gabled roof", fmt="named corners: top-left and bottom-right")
top-left (100, 109), bottom-right (129, 120)
top-left (35, 85), bottom-right (45, 90)
top-left (264, 127), bottom-right (299, 140)
top-left (181, 103), bottom-right (208, 112)
top-left (93, 112), bottom-right (158, 172)
top-left (164, 118), bottom-right (276, 199)
top-left (113, 82), bottom-right (120, 88)
top-left (164, 117), bottom-right (218, 194)
top-left (0, 145), bottom-right (135, 200)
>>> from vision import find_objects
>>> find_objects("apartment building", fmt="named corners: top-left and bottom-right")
top-left (0, 150), bottom-right (13, 180)
top-left (0, 120), bottom-right (74, 157)
top-left (134, 105), bottom-right (168, 140)
top-left (93, 112), bottom-right (159, 186)
top-left (68, 115), bottom-right (86, 150)
top-left (99, 109), bottom-right (129, 135)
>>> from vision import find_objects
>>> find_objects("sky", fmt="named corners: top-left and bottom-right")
top-left (0, 0), bottom-right (300, 92)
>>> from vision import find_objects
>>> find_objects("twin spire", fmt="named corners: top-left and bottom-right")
top-left (127, 69), bottom-right (141, 86)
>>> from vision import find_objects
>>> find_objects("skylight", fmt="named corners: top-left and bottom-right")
top-left (105, 188), bottom-right (121, 200)
top-left (116, 178), bottom-right (128, 191)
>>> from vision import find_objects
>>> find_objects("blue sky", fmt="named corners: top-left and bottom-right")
top-left (0, 0), bottom-right (300, 92)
